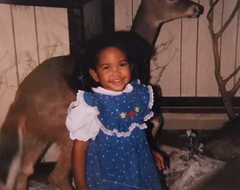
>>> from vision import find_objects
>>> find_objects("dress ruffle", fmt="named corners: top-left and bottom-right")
top-left (65, 90), bottom-right (100, 141)
top-left (97, 119), bottom-right (148, 137)
top-left (66, 80), bottom-right (155, 140)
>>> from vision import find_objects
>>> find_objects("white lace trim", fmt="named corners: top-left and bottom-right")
top-left (67, 91), bottom-right (83, 113)
top-left (67, 87), bottom-right (154, 138)
top-left (147, 85), bottom-right (154, 109)
top-left (96, 118), bottom-right (148, 137)
top-left (144, 111), bottom-right (154, 121)
top-left (136, 80), bottom-right (154, 109)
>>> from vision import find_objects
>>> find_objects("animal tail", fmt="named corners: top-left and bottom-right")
top-left (0, 104), bottom-right (24, 190)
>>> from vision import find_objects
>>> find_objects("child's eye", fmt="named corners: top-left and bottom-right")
top-left (119, 62), bottom-right (128, 67)
top-left (103, 65), bottom-right (110, 69)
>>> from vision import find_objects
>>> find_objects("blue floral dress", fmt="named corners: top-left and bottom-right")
top-left (66, 80), bottom-right (163, 190)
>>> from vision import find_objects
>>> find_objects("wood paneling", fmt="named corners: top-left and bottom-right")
top-left (35, 7), bottom-right (69, 63)
top-left (153, 20), bottom-right (182, 96)
top-left (114, 0), bottom-right (132, 31)
top-left (220, 0), bottom-right (238, 92)
top-left (11, 6), bottom-right (39, 83)
top-left (114, 0), bottom-right (240, 97)
top-left (181, 0), bottom-right (199, 97)
top-left (1, 0), bottom-right (240, 161)
top-left (0, 5), bottom-right (18, 125)
top-left (197, 0), bottom-right (217, 96)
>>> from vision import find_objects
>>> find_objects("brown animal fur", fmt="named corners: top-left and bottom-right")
top-left (0, 0), bottom-right (203, 189)
top-left (1, 56), bottom-right (76, 190)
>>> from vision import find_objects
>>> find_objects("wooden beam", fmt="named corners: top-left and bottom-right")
top-left (0, 0), bottom-right (93, 8)
top-left (160, 97), bottom-right (240, 113)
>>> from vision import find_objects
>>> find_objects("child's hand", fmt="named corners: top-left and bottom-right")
top-left (152, 150), bottom-right (165, 170)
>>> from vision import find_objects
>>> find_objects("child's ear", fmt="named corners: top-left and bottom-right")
top-left (89, 69), bottom-right (100, 82)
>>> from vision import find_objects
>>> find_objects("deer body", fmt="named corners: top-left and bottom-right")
top-left (0, 0), bottom-right (203, 189)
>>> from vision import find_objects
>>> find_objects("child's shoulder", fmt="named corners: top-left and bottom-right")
top-left (131, 79), bottom-right (149, 91)
top-left (82, 90), bottom-right (100, 106)
top-left (131, 79), bottom-right (142, 87)
top-left (131, 79), bottom-right (153, 102)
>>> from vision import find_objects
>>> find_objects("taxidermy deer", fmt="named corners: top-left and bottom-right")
top-left (0, 0), bottom-right (203, 189)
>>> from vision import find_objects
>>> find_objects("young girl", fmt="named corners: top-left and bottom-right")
top-left (66, 31), bottom-right (165, 190)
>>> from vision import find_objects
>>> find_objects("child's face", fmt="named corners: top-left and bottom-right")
top-left (89, 46), bottom-right (132, 91)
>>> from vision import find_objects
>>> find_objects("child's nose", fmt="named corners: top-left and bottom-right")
top-left (112, 67), bottom-right (121, 76)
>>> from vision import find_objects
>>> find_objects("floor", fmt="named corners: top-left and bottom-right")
top-left (158, 124), bottom-right (240, 190)
top-left (29, 120), bottom-right (240, 190)
top-left (197, 157), bottom-right (240, 190)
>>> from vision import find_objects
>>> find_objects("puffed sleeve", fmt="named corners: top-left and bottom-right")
top-left (133, 80), bottom-right (154, 121)
top-left (133, 80), bottom-right (154, 109)
top-left (140, 84), bottom-right (154, 110)
top-left (65, 90), bottom-right (100, 141)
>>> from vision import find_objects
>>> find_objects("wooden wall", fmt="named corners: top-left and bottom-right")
top-left (0, 4), bottom-right (69, 125)
top-left (2, 0), bottom-right (240, 124)
top-left (115, 0), bottom-right (240, 97)
top-left (0, 0), bottom-right (240, 161)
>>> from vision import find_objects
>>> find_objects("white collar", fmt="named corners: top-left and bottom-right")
top-left (91, 83), bottom-right (133, 96)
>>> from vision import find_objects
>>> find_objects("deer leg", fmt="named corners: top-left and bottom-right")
top-left (15, 143), bottom-right (47, 190)
top-left (49, 139), bottom-right (73, 190)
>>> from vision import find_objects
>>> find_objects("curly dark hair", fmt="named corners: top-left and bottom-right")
top-left (73, 31), bottom-right (154, 91)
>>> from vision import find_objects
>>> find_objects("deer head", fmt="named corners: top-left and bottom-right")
top-left (131, 0), bottom-right (204, 45)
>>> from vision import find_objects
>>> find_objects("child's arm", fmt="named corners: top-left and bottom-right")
top-left (145, 120), bottom-right (171, 170)
top-left (152, 150), bottom-right (165, 170)
top-left (72, 139), bottom-right (90, 190)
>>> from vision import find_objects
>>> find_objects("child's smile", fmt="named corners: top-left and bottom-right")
top-left (89, 46), bottom-right (132, 92)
